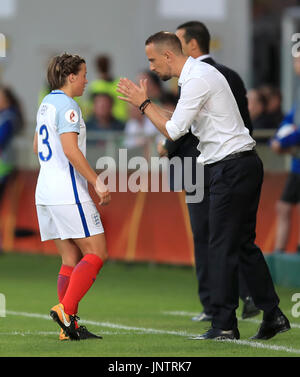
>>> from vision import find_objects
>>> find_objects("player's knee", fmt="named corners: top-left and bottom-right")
top-left (88, 248), bottom-right (108, 263)
top-left (62, 253), bottom-right (81, 267)
top-left (99, 248), bottom-right (108, 263)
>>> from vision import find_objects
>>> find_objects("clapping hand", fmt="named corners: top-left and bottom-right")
top-left (117, 78), bottom-right (148, 108)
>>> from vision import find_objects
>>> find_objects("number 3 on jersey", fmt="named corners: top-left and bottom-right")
top-left (39, 124), bottom-right (52, 161)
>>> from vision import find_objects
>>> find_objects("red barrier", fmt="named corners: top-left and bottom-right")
top-left (0, 170), bottom-right (297, 265)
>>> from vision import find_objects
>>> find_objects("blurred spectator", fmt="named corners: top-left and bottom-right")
top-left (247, 88), bottom-right (274, 130)
top-left (0, 85), bottom-right (24, 215)
top-left (87, 54), bottom-right (128, 122)
top-left (156, 92), bottom-right (179, 157)
top-left (0, 84), bottom-right (23, 173)
top-left (123, 71), bottom-right (168, 152)
top-left (123, 105), bottom-right (159, 150)
top-left (270, 56), bottom-right (300, 254)
top-left (38, 82), bottom-right (51, 107)
top-left (160, 91), bottom-right (178, 112)
top-left (86, 93), bottom-right (125, 132)
top-left (259, 84), bottom-right (283, 128)
top-left (137, 70), bottom-right (163, 103)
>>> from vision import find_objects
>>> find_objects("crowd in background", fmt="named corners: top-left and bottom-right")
top-left (247, 84), bottom-right (283, 131)
top-left (0, 52), bottom-right (291, 197)
top-left (78, 54), bottom-right (286, 149)
top-left (0, 52), bottom-right (298, 255)
top-left (82, 54), bottom-right (286, 140)
top-left (82, 55), bottom-right (178, 151)
top-left (0, 85), bottom-right (24, 197)
top-left (0, 53), bottom-right (288, 158)
top-left (83, 55), bottom-right (286, 143)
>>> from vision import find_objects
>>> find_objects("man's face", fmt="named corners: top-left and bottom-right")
top-left (175, 29), bottom-right (190, 57)
top-left (145, 43), bottom-right (172, 81)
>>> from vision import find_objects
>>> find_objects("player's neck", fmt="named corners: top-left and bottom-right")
top-left (174, 56), bottom-right (189, 78)
top-left (59, 86), bottom-right (74, 98)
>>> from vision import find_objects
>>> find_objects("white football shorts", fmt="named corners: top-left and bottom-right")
top-left (36, 201), bottom-right (104, 241)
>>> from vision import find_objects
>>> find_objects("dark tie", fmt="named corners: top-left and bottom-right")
top-left (178, 85), bottom-right (181, 98)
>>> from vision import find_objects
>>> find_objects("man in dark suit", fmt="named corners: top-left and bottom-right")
top-left (158, 21), bottom-right (259, 322)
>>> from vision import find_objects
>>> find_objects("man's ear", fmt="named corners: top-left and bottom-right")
top-left (189, 38), bottom-right (198, 52)
top-left (164, 49), bottom-right (173, 62)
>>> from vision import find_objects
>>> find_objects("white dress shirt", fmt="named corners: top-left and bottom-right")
top-left (165, 57), bottom-right (255, 165)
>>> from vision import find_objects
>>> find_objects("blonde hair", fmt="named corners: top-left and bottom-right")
top-left (47, 53), bottom-right (85, 90)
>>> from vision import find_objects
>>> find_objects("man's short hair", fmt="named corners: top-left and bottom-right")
top-left (145, 31), bottom-right (182, 55)
top-left (177, 21), bottom-right (210, 54)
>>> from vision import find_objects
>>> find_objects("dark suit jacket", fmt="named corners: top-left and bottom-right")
top-left (164, 57), bottom-right (253, 160)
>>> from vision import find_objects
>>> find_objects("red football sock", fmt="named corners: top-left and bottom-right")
top-left (61, 254), bottom-right (103, 315)
top-left (57, 264), bottom-right (74, 303)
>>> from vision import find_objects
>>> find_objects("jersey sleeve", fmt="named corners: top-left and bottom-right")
top-left (56, 100), bottom-right (81, 135)
top-left (278, 128), bottom-right (300, 148)
top-left (280, 106), bottom-right (295, 127)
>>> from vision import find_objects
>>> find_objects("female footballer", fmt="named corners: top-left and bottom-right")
top-left (33, 53), bottom-right (110, 341)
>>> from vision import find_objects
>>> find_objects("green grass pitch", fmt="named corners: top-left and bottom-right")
top-left (0, 252), bottom-right (299, 357)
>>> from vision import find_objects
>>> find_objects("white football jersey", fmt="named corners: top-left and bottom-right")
top-left (35, 90), bottom-right (92, 205)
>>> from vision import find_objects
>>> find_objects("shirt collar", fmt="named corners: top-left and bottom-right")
top-left (51, 89), bottom-right (65, 94)
top-left (196, 54), bottom-right (211, 61)
top-left (178, 56), bottom-right (195, 87)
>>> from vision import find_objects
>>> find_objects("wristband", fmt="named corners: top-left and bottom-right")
top-left (139, 99), bottom-right (151, 114)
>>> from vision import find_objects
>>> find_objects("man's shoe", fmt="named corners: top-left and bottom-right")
top-left (242, 297), bottom-right (260, 319)
top-left (191, 312), bottom-right (213, 322)
top-left (251, 313), bottom-right (291, 340)
top-left (50, 303), bottom-right (80, 341)
top-left (76, 326), bottom-right (103, 340)
top-left (189, 327), bottom-right (240, 340)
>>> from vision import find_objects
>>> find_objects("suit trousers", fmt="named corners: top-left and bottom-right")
top-left (207, 153), bottom-right (279, 329)
top-left (186, 166), bottom-right (254, 315)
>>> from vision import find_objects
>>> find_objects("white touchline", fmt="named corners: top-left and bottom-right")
top-left (0, 330), bottom-right (129, 336)
top-left (6, 310), bottom-right (196, 337)
top-left (0, 331), bottom-right (58, 336)
top-left (6, 310), bottom-right (300, 355)
top-left (162, 311), bottom-right (300, 329)
top-left (228, 339), bottom-right (300, 355)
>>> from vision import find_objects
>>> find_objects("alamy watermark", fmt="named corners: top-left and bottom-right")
top-left (0, 293), bottom-right (6, 317)
top-left (0, 33), bottom-right (6, 57)
top-left (291, 293), bottom-right (300, 318)
top-left (292, 33), bottom-right (300, 57)
top-left (96, 149), bottom-right (204, 204)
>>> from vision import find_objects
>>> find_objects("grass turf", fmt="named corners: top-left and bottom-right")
top-left (0, 252), bottom-right (299, 357)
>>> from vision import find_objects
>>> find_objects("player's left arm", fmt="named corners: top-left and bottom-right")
top-left (60, 132), bottom-right (110, 205)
